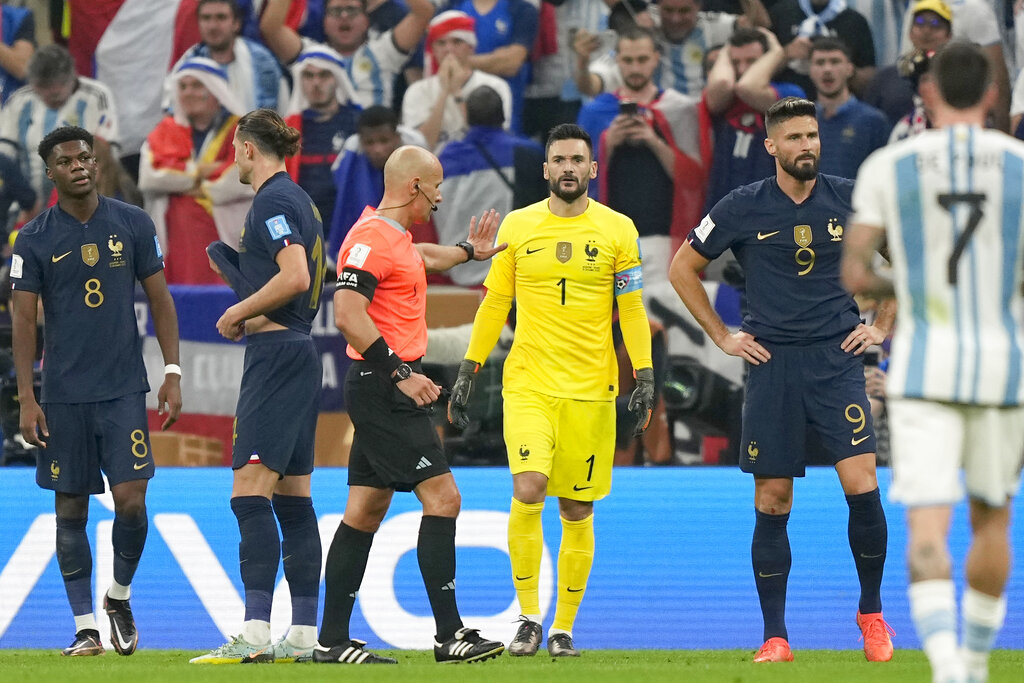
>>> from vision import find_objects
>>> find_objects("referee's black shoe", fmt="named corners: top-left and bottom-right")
top-left (104, 593), bottom-right (138, 655)
top-left (433, 627), bottom-right (505, 663)
top-left (311, 639), bottom-right (397, 664)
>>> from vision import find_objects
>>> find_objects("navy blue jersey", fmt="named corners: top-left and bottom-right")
top-left (688, 174), bottom-right (861, 344)
top-left (11, 197), bottom-right (164, 403)
top-left (239, 172), bottom-right (326, 334)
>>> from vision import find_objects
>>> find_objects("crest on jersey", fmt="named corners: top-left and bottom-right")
top-left (827, 218), bottom-right (844, 241)
top-left (108, 235), bottom-right (125, 268)
top-left (556, 241), bottom-right (572, 263)
top-left (82, 244), bottom-right (99, 267)
top-left (793, 225), bottom-right (812, 248)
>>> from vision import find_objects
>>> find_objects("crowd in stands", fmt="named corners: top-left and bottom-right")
top-left (0, 0), bottom-right (1023, 461)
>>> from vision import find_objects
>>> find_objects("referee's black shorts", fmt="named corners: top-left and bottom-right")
top-left (345, 360), bottom-right (449, 491)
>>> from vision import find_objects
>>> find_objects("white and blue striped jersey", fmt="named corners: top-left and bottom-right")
top-left (852, 124), bottom-right (1024, 406)
top-left (0, 77), bottom-right (119, 201)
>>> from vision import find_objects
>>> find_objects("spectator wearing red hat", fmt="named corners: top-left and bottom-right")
top-left (402, 10), bottom-right (512, 152)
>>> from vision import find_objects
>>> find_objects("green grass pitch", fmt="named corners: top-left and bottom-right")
top-left (2, 649), bottom-right (1023, 682)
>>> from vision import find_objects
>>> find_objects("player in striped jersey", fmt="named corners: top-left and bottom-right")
top-left (843, 42), bottom-right (1024, 683)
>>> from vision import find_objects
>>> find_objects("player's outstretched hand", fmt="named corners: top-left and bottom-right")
top-left (447, 360), bottom-right (480, 430)
top-left (19, 399), bottom-right (48, 448)
top-left (397, 372), bottom-right (442, 407)
top-left (466, 209), bottom-right (507, 260)
top-left (841, 322), bottom-right (886, 355)
top-left (719, 330), bottom-right (771, 365)
top-left (157, 375), bottom-right (182, 430)
top-left (628, 367), bottom-right (656, 437)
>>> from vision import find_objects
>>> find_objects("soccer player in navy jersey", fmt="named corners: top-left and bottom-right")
top-left (191, 109), bottom-right (327, 664)
top-left (11, 125), bottom-right (182, 657)
top-left (669, 97), bottom-right (893, 663)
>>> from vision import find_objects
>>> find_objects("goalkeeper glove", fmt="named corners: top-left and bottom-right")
top-left (628, 367), bottom-right (656, 437)
top-left (447, 360), bottom-right (480, 430)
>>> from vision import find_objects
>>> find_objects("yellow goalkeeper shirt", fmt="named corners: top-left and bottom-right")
top-left (483, 198), bottom-right (645, 401)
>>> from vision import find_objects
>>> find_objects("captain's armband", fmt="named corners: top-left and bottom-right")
top-left (614, 265), bottom-right (643, 296)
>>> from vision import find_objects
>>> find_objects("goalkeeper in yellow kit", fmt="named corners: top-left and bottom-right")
top-left (448, 123), bottom-right (655, 657)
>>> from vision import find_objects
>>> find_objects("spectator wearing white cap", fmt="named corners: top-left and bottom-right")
top-left (138, 57), bottom-right (253, 284)
top-left (402, 10), bottom-right (512, 152)
top-left (284, 45), bottom-right (363, 231)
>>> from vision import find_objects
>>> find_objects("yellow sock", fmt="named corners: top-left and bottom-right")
top-left (508, 498), bottom-right (545, 616)
top-left (552, 514), bottom-right (594, 632)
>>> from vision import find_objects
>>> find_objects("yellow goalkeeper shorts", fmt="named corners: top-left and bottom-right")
top-left (502, 388), bottom-right (615, 501)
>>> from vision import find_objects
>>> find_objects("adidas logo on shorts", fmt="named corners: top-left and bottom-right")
top-left (415, 457), bottom-right (431, 470)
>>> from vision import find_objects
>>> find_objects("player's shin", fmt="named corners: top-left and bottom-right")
top-left (273, 494), bottom-right (321, 647)
top-left (319, 521), bottom-right (374, 646)
top-left (508, 498), bottom-right (545, 616)
top-left (110, 508), bottom-right (148, 598)
top-left (418, 515), bottom-right (463, 641)
top-left (847, 488), bottom-right (887, 613)
top-left (962, 588), bottom-right (1006, 681)
top-left (231, 496), bottom-right (280, 645)
top-left (752, 510), bottom-right (791, 641)
top-left (56, 516), bottom-right (97, 631)
top-left (552, 514), bottom-right (594, 633)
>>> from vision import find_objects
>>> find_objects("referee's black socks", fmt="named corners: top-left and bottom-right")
top-left (320, 521), bottom-right (374, 647)
top-left (418, 515), bottom-right (463, 642)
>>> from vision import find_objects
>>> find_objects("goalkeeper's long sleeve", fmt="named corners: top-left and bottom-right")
top-left (464, 289), bottom-right (514, 365)
top-left (618, 289), bottom-right (653, 370)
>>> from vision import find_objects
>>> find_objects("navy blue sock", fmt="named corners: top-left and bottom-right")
top-left (847, 488), bottom-right (887, 614)
top-left (752, 509), bottom-right (791, 642)
top-left (111, 508), bottom-right (148, 587)
top-left (320, 521), bottom-right (374, 647)
top-left (55, 516), bottom-right (93, 617)
top-left (272, 494), bottom-right (321, 627)
top-left (418, 515), bottom-right (463, 641)
top-left (230, 496), bottom-right (280, 623)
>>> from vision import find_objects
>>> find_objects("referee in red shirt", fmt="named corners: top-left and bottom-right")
top-left (314, 145), bottom-right (507, 664)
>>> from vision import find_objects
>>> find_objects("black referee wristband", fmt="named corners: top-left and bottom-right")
top-left (456, 241), bottom-right (474, 262)
top-left (361, 336), bottom-right (402, 373)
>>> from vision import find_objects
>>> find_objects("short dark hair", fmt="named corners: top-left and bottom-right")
top-left (466, 86), bottom-right (504, 128)
top-left (728, 27), bottom-right (768, 53)
top-left (929, 41), bottom-right (990, 110)
top-left (809, 36), bottom-right (852, 61)
top-left (27, 44), bottom-right (75, 86)
top-left (357, 105), bottom-right (399, 133)
top-left (764, 96), bottom-right (818, 133)
top-left (236, 108), bottom-right (301, 159)
top-left (37, 126), bottom-right (94, 165)
top-left (545, 123), bottom-right (593, 159)
top-left (197, 0), bottom-right (241, 20)
top-left (617, 26), bottom-right (661, 54)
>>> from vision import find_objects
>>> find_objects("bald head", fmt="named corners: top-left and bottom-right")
top-left (378, 145), bottom-right (444, 223)
top-left (383, 145), bottom-right (441, 189)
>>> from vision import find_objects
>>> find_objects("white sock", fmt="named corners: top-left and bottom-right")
top-left (286, 624), bottom-right (318, 649)
top-left (548, 627), bottom-right (572, 639)
top-left (909, 580), bottom-right (963, 676)
top-left (73, 613), bottom-right (98, 634)
top-left (523, 614), bottom-right (541, 625)
top-left (107, 580), bottom-right (131, 601)
top-left (962, 588), bottom-right (1006, 683)
top-left (242, 619), bottom-right (271, 646)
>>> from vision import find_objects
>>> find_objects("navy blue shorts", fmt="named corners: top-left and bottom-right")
top-left (345, 360), bottom-right (449, 492)
top-left (740, 337), bottom-right (876, 477)
top-left (37, 392), bottom-right (154, 495)
top-left (232, 329), bottom-right (321, 477)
